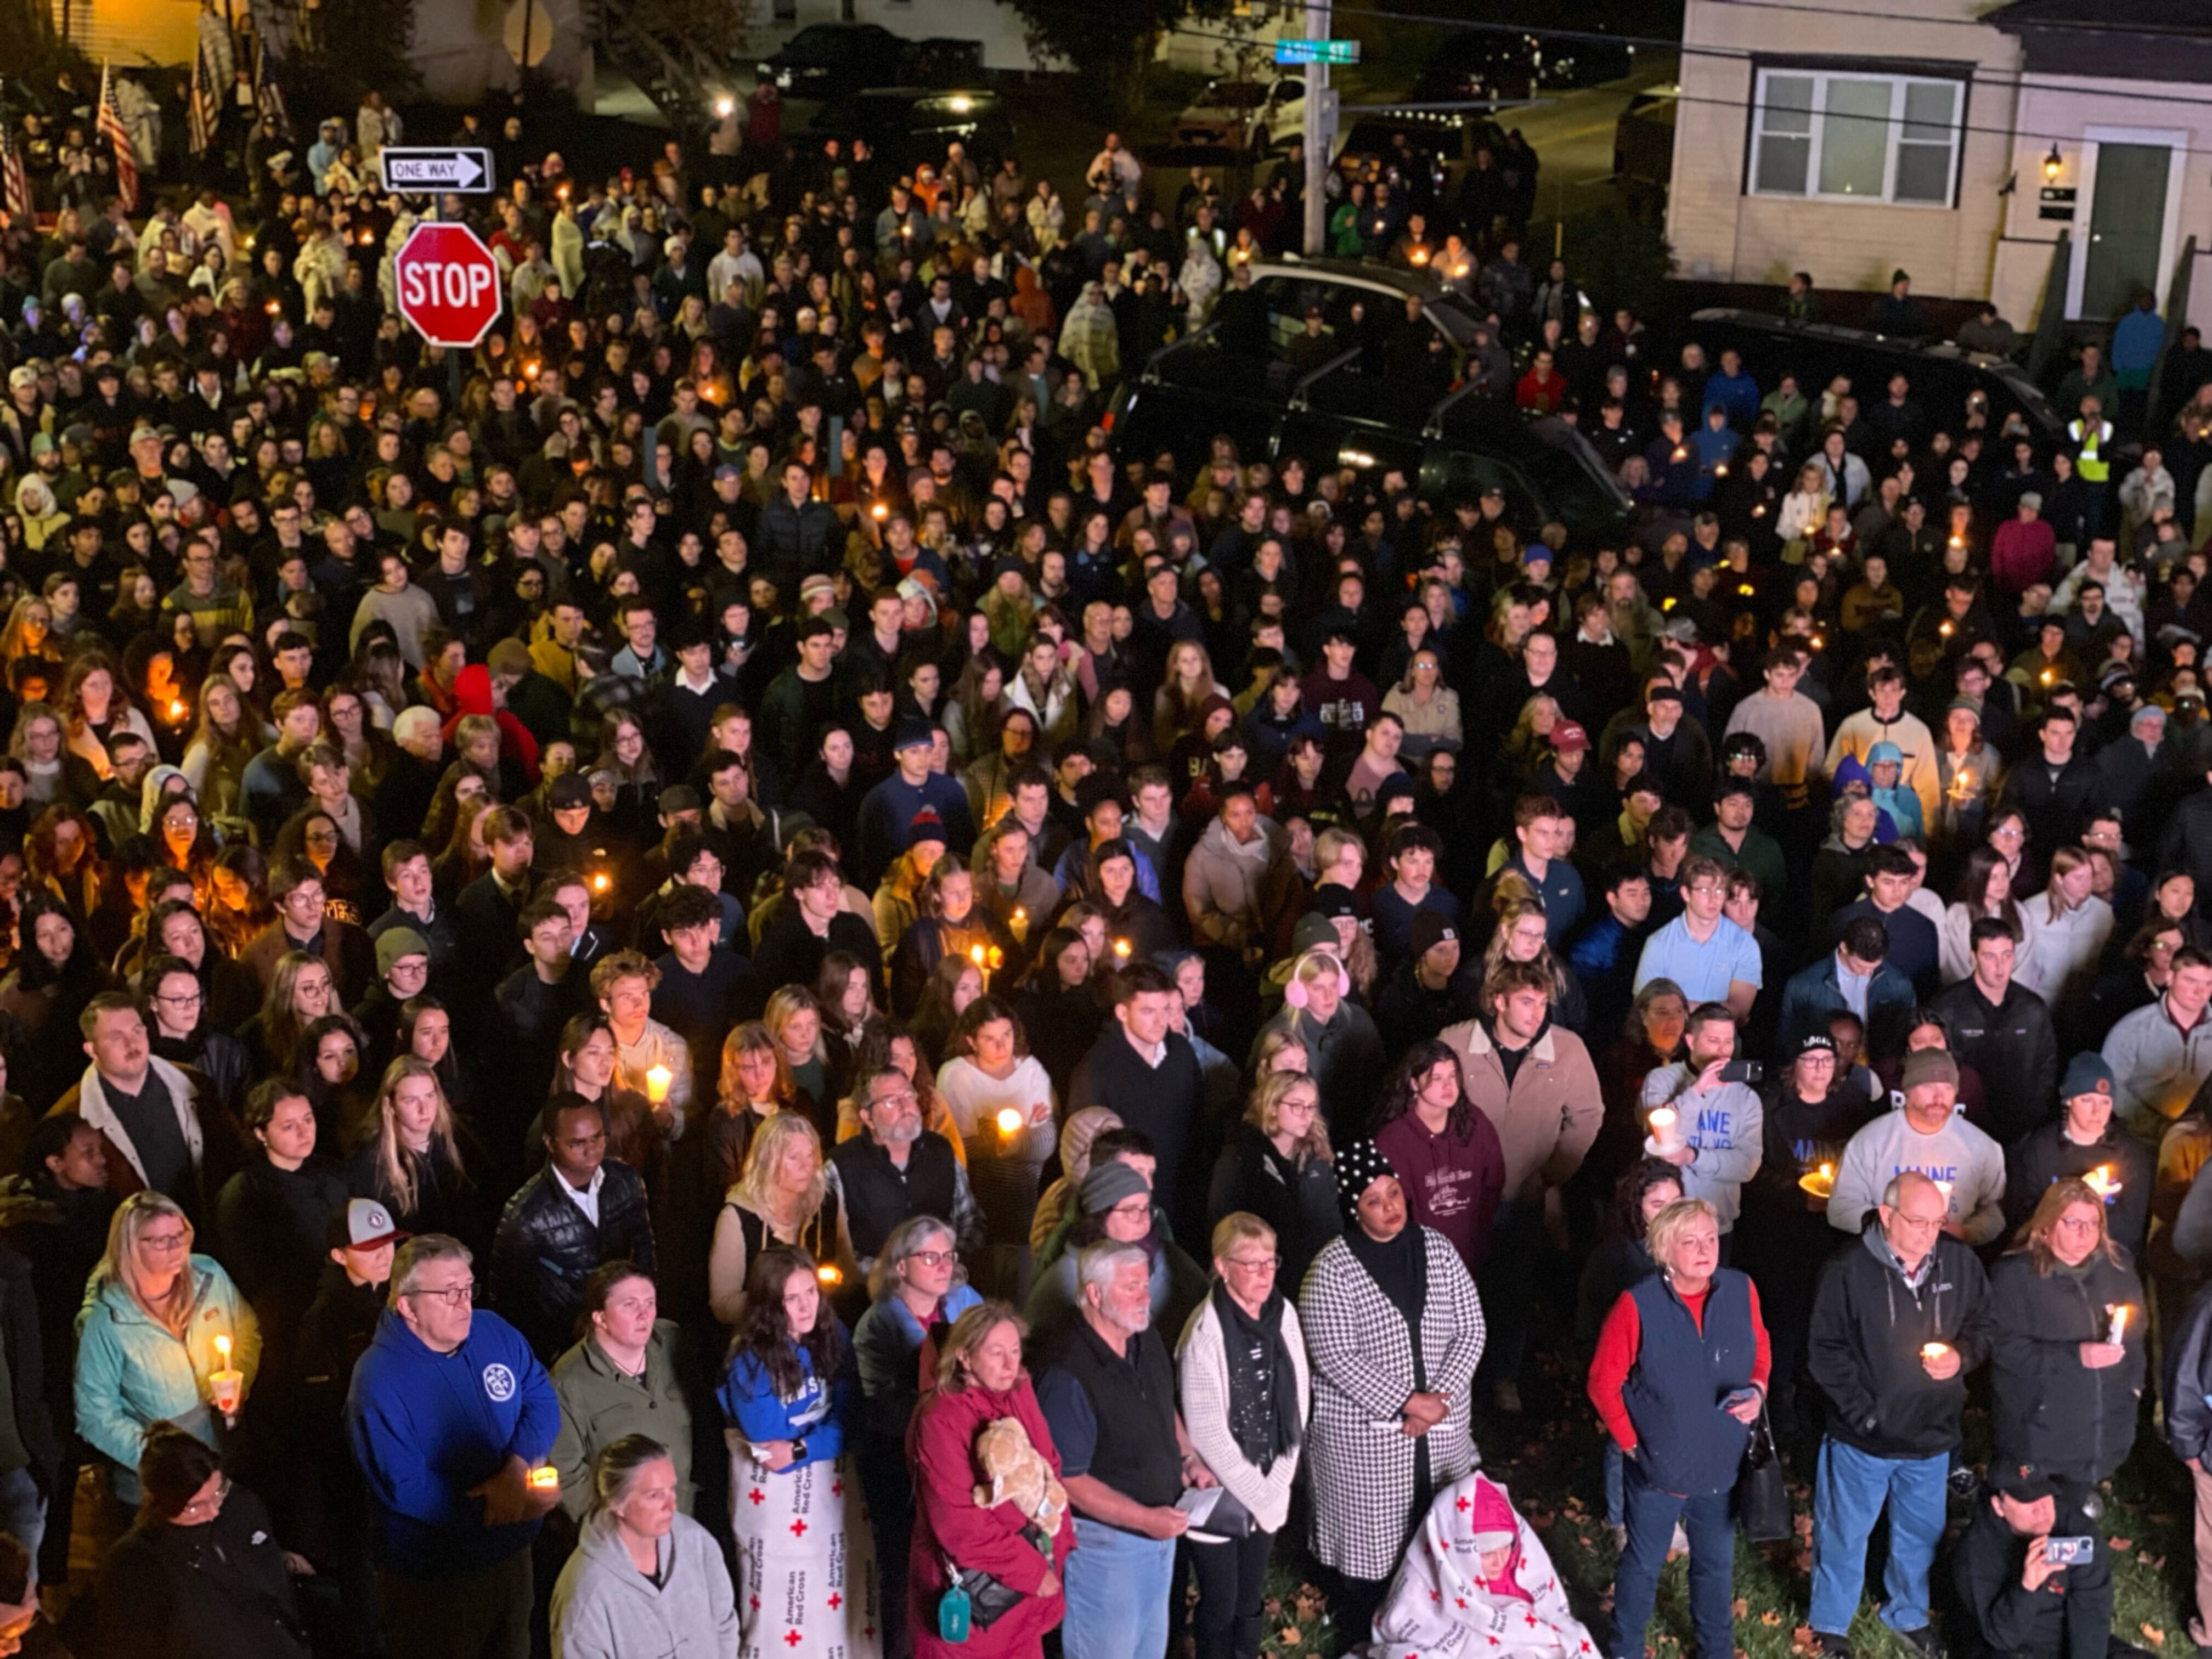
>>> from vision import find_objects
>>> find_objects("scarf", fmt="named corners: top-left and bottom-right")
top-left (1211, 1280), bottom-right (1301, 1471)
top-left (1337, 1138), bottom-right (1426, 1328)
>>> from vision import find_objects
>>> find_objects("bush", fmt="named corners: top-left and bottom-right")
top-left (1561, 210), bottom-right (1677, 325)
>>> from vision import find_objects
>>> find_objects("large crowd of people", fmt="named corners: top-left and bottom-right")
top-left (3, 42), bottom-right (2212, 1659)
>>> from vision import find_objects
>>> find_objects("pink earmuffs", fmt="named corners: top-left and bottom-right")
top-left (1282, 946), bottom-right (1353, 1010)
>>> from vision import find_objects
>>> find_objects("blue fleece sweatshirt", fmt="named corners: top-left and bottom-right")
top-left (345, 1306), bottom-right (560, 1579)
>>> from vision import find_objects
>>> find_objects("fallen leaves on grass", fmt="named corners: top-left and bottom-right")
top-left (1790, 1628), bottom-right (1820, 1656)
top-left (1732, 1599), bottom-right (1750, 1619)
top-left (2113, 1538), bottom-right (2134, 1551)
top-left (2141, 1624), bottom-right (2166, 1647)
top-left (1760, 1610), bottom-right (1784, 1626)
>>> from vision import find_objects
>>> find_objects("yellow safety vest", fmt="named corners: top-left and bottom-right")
top-left (2072, 418), bottom-right (2112, 482)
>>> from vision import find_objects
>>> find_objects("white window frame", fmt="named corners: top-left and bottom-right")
top-left (1748, 66), bottom-right (1965, 209)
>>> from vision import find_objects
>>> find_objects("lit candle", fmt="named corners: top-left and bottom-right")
top-left (817, 1263), bottom-right (843, 1288)
top-left (592, 871), bottom-right (611, 894)
top-left (1933, 1178), bottom-right (1954, 1207)
top-left (1647, 1105), bottom-right (1680, 1152)
top-left (2040, 669), bottom-right (2054, 685)
top-left (1009, 906), bottom-right (1028, 943)
top-left (987, 946), bottom-right (1004, 970)
top-left (1113, 938), bottom-right (1131, 962)
top-left (528, 1464), bottom-right (560, 1490)
top-left (1939, 620), bottom-right (1955, 637)
top-left (2107, 1304), bottom-right (2130, 1344)
top-left (1921, 1341), bottom-right (1950, 1364)
top-left (265, 300), bottom-right (281, 315)
top-left (168, 699), bottom-right (187, 721)
top-left (1810, 634), bottom-right (1826, 651)
top-left (969, 944), bottom-right (988, 968)
top-left (996, 1106), bottom-right (1024, 1138)
top-left (210, 1333), bottom-right (243, 1413)
top-left (870, 501), bottom-right (889, 521)
top-left (2084, 1165), bottom-right (2121, 1200)
top-left (645, 1064), bottom-right (672, 1104)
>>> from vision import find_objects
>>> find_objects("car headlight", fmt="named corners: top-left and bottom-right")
top-left (776, 70), bottom-right (793, 88)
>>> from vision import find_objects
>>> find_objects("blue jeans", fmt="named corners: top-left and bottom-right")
top-left (1605, 1438), bottom-right (1625, 1527)
top-left (1065, 1516), bottom-right (1175, 1659)
top-left (0, 1468), bottom-right (41, 1573)
top-left (1808, 1439), bottom-right (1948, 1637)
top-left (1610, 1456), bottom-right (1733, 1659)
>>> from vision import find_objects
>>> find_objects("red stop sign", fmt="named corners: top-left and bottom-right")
top-left (393, 221), bottom-right (504, 349)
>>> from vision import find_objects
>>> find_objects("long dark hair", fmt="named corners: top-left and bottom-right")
top-left (731, 1244), bottom-right (845, 1400)
top-left (1371, 1039), bottom-right (1474, 1140)
top-left (1606, 1157), bottom-right (1688, 1242)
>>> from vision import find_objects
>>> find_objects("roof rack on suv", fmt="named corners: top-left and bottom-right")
top-left (1287, 347), bottom-right (1364, 410)
top-left (1136, 322), bottom-right (1220, 387)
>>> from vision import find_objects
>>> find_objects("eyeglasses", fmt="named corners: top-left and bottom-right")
top-left (140, 1231), bottom-right (189, 1252)
top-left (1223, 1254), bottom-right (1280, 1272)
top-left (176, 1474), bottom-right (232, 1521)
top-left (870, 1087), bottom-right (918, 1107)
top-left (406, 1280), bottom-right (476, 1306)
top-left (1991, 825), bottom-right (2024, 841)
top-left (1108, 1198), bottom-right (1153, 1218)
top-left (154, 989), bottom-right (202, 1007)
top-left (1686, 884), bottom-right (1726, 898)
top-left (905, 1249), bottom-right (958, 1268)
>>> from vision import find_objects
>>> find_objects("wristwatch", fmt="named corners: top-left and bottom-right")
top-left (789, 1438), bottom-right (809, 1463)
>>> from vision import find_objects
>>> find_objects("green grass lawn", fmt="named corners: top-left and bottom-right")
top-left (1255, 1345), bottom-right (2199, 1659)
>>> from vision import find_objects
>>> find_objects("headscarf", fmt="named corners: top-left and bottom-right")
top-left (1335, 1138), bottom-right (1424, 1325)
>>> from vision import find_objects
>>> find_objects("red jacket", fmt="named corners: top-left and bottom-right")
top-left (907, 1374), bottom-right (1075, 1659)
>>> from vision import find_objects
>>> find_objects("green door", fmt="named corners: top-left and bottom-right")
top-left (2082, 143), bottom-right (2170, 321)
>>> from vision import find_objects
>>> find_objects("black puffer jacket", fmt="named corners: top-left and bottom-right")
top-left (1987, 1248), bottom-right (2146, 1485)
top-left (1807, 1228), bottom-right (1990, 1459)
top-left (489, 1159), bottom-right (656, 1358)
top-left (2003, 1125), bottom-right (2151, 1258)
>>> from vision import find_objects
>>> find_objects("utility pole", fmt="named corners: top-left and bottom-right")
top-left (1301, 0), bottom-right (1329, 255)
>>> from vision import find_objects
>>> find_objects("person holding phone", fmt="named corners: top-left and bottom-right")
top-left (1637, 1003), bottom-right (1764, 1260)
top-left (1950, 1460), bottom-right (2123, 1659)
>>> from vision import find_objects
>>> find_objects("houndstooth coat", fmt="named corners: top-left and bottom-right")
top-left (1298, 1226), bottom-right (1487, 1581)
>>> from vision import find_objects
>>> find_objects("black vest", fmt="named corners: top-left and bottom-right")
top-left (830, 1131), bottom-right (958, 1262)
top-left (1047, 1317), bottom-right (1182, 1516)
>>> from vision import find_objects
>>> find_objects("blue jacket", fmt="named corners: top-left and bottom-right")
top-left (853, 772), bottom-right (975, 890)
top-left (346, 1307), bottom-right (560, 1579)
top-left (1776, 950), bottom-right (1917, 1052)
top-left (1621, 1269), bottom-right (1757, 1497)
top-left (716, 1331), bottom-right (857, 1468)
top-left (1705, 370), bottom-right (1761, 428)
top-left (75, 1255), bottom-right (259, 1493)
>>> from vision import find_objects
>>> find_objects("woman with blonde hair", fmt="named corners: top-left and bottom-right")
top-left (1250, 948), bottom-right (1386, 1137)
top-left (763, 985), bottom-right (834, 1133)
top-left (1179, 1212), bottom-right (1311, 1659)
top-left (2018, 846), bottom-right (2113, 1007)
top-left (342, 1055), bottom-right (472, 1243)
top-left (1777, 459), bottom-right (1832, 547)
top-left (1381, 647), bottom-right (1462, 761)
top-left (1483, 897), bottom-right (1589, 1033)
top-left (1154, 639), bottom-right (1230, 755)
top-left (1988, 1176), bottom-right (2143, 1486)
top-left (0, 596), bottom-right (59, 671)
top-left (1209, 1070), bottom-right (1340, 1288)
top-left (703, 1020), bottom-right (797, 1213)
top-left (707, 1111), bottom-right (854, 1327)
top-left (8, 702), bottom-right (67, 807)
top-left (74, 1190), bottom-right (259, 1503)
top-left (180, 675), bottom-right (262, 837)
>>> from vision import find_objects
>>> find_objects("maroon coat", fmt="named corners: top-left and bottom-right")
top-left (907, 1373), bottom-right (1075, 1659)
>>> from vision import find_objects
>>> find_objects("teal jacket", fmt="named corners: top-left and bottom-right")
top-left (75, 1253), bottom-right (259, 1490)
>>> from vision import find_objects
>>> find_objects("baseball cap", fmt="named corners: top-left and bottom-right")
top-left (1290, 912), bottom-right (1339, 955)
top-left (6, 366), bottom-right (34, 391)
top-left (1551, 722), bottom-right (1590, 754)
top-left (548, 774), bottom-right (593, 810)
top-left (327, 1197), bottom-right (404, 1252)
top-left (487, 639), bottom-right (533, 679)
top-left (1987, 1460), bottom-right (2056, 1503)
top-left (128, 424), bottom-right (162, 446)
top-left (375, 927), bottom-right (430, 977)
top-left (893, 717), bottom-right (934, 752)
top-left (2062, 1053), bottom-right (2114, 1101)
top-left (658, 784), bottom-right (702, 816)
top-left (1796, 1031), bottom-right (1837, 1058)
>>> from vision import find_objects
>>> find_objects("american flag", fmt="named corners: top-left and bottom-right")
top-left (187, 35), bottom-right (218, 155)
top-left (98, 63), bottom-right (138, 211)
top-left (252, 35), bottom-right (290, 136)
top-left (0, 127), bottom-right (29, 226)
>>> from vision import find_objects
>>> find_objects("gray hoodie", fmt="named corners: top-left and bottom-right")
top-left (550, 1508), bottom-right (740, 1659)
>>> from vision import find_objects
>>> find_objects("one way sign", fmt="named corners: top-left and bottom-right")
top-left (380, 148), bottom-right (495, 193)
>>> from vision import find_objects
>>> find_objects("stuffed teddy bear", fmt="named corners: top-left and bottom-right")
top-left (972, 1416), bottom-right (1066, 1536)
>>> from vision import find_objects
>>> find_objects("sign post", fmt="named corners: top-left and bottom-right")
top-left (381, 147), bottom-right (496, 193)
top-left (392, 220), bottom-right (503, 419)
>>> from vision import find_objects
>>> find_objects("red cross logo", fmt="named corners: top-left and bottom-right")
top-left (864, 1628), bottom-right (875, 1640)
top-left (1430, 1590), bottom-right (1443, 1602)
top-left (749, 1596), bottom-right (760, 1611)
top-left (783, 1632), bottom-right (802, 1648)
top-left (831, 1480), bottom-right (844, 1496)
top-left (790, 1519), bottom-right (809, 1538)
top-left (1457, 1598), bottom-right (1469, 1610)
top-left (1525, 1614), bottom-right (1540, 1629)
top-left (1580, 1642), bottom-right (1595, 1653)
top-left (748, 1488), bottom-right (765, 1505)
top-left (1457, 1496), bottom-right (1472, 1511)
top-left (828, 1593), bottom-right (843, 1610)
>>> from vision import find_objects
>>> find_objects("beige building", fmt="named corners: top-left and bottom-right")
top-left (1666, 0), bottom-right (2212, 334)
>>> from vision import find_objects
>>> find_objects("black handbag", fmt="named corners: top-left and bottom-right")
top-left (940, 1522), bottom-right (1051, 1637)
top-left (1735, 1406), bottom-right (1792, 1542)
top-left (1189, 1488), bottom-right (1258, 1539)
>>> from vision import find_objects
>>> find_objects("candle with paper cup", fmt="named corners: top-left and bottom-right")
top-left (210, 1333), bottom-right (244, 1414)
top-left (1646, 1105), bottom-right (1683, 1156)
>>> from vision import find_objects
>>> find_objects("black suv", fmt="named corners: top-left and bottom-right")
top-left (756, 24), bottom-right (911, 100)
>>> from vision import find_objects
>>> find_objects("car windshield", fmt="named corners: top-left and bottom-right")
top-left (779, 27), bottom-right (851, 63)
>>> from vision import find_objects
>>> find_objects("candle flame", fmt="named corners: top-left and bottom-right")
top-left (592, 872), bottom-right (610, 893)
top-left (817, 1263), bottom-right (843, 1286)
top-left (996, 1106), bottom-right (1024, 1136)
top-left (215, 1333), bottom-right (231, 1361)
top-left (1113, 938), bottom-right (1131, 960)
top-left (645, 1063), bottom-right (672, 1103)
